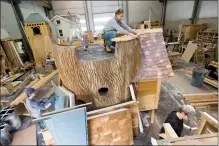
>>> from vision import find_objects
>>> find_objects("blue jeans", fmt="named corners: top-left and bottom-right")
top-left (101, 31), bottom-right (116, 48)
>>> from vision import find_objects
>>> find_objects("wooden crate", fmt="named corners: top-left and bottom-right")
top-left (136, 79), bottom-right (161, 111)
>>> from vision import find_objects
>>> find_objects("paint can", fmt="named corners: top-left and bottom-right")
top-left (191, 67), bottom-right (208, 87)
top-left (0, 123), bottom-right (12, 145)
top-left (1, 107), bottom-right (21, 132)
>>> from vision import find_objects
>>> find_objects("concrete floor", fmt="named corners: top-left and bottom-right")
top-left (133, 67), bottom-right (217, 145)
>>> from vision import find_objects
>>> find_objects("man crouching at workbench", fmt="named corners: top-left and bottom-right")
top-left (25, 88), bottom-right (56, 118)
top-left (159, 105), bottom-right (198, 139)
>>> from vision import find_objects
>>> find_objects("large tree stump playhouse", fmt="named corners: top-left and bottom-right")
top-left (53, 36), bottom-right (142, 108)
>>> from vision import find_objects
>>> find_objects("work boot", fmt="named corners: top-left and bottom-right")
top-left (110, 46), bottom-right (115, 50)
top-left (105, 46), bottom-right (114, 53)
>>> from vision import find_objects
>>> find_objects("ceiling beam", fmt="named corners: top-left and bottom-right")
top-left (191, 0), bottom-right (201, 24)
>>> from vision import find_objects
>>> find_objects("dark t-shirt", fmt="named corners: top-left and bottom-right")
top-left (160, 111), bottom-right (183, 137)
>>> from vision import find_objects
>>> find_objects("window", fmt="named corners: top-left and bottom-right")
top-left (59, 30), bottom-right (63, 37)
top-left (56, 20), bottom-right (61, 24)
top-left (93, 13), bottom-right (114, 34)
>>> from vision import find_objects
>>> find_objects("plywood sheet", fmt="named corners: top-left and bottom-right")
top-left (44, 107), bottom-right (88, 145)
top-left (137, 79), bottom-right (161, 111)
top-left (88, 109), bottom-right (133, 145)
top-left (181, 42), bottom-right (198, 62)
top-left (11, 125), bottom-right (37, 145)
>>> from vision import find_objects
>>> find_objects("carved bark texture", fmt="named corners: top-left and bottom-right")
top-left (53, 39), bottom-right (142, 108)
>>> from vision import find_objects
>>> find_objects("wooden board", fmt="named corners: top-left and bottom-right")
top-left (42, 130), bottom-right (56, 145)
top-left (183, 93), bottom-right (218, 101)
top-left (88, 108), bottom-right (133, 145)
top-left (10, 70), bottom-right (58, 105)
top-left (136, 79), bottom-right (161, 111)
top-left (11, 125), bottom-right (37, 145)
top-left (157, 133), bottom-right (218, 145)
top-left (172, 137), bottom-right (217, 145)
top-left (163, 123), bottom-right (178, 139)
top-left (181, 42), bottom-right (198, 62)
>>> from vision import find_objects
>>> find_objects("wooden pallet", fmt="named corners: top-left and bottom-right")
top-left (182, 93), bottom-right (218, 112)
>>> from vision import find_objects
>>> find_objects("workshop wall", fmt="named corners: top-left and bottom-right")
top-left (19, 1), bottom-right (46, 20)
top-left (198, 1), bottom-right (218, 18)
top-left (127, 1), bottom-right (162, 26)
top-left (51, 1), bottom-right (87, 31)
top-left (165, 1), bottom-right (218, 31)
top-left (0, 1), bottom-right (47, 40)
top-left (1, 1), bottom-right (22, 40)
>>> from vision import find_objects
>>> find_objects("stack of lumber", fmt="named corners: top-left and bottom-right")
top-left (183, 93), bottom-right (218, 110)
top-left (196, 29), bottom-right (218, 45)
top-left (1, 40), bottom-right (24, 68)
top-left (10, 70), bottom-right (58, 106)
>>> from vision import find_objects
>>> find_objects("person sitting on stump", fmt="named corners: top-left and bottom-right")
top-left (102, 8), bottom-right (139, 52)
top-left (159, 105), bottom-right (198, 139)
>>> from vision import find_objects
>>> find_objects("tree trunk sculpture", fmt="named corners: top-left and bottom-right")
top-left (53, 38), bottom-right (142, 108)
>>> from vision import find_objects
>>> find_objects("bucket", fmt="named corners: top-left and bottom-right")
top-left (191, 67), bottom-right (207, 87)
top-left (1, 107), bottom-right (21, 132)
top-left (0, 123), bottom-right (12, 145)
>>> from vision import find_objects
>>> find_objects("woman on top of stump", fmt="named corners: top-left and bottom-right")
top-left (102, 8), bottom-right (140, 52)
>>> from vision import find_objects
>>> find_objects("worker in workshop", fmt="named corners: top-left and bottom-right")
top-left (25, 88), bottom-right (56, 118)
top-left (159, 105), bottom-right (198, 139)
top-left (102, 8), bottom-right (139, 51)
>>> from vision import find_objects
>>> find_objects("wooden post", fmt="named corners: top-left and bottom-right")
top-left (151, 110), bottom-right (155, 124)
